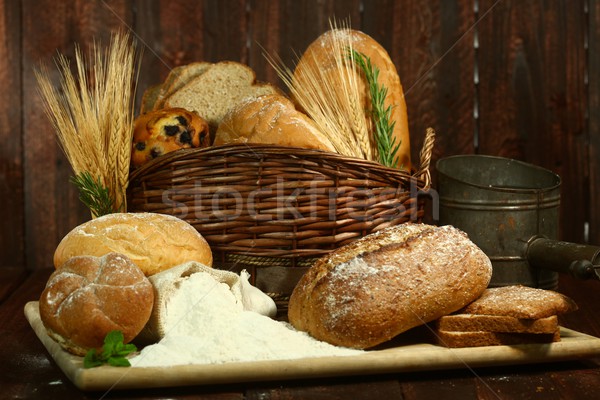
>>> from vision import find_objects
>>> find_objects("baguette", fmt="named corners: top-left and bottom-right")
top-left (288, 224), bottom-right (492, 349)
top-left (293, 29), bottom-right (411, 170)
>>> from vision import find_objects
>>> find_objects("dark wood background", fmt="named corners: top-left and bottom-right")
top-left (1, 0), bottom-right (598, 270)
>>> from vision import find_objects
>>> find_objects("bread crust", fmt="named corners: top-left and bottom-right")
top-left (288, 224), bottom-right (492, 349)
top-left (294, 29), bottom-right (411, 171)
top-left (39, 252), bottom-right (154, 355)
top-left (215, 94), bottom-right (336, 152)
top-left (459, 285), bottom-right (578, 319)
top-left (53, 212), bottom-right (213, 276)
top-left (435, 314), bottom-right (558, 334)
top-left (435, 329), bottom-right (560, 348)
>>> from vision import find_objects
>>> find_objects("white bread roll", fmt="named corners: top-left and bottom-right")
top-left (39, 252), bottom-right (154, 356)
top-left (294, 29), bottom-right (411, 171)
top-left (54, 212), bottom-right (213, 276)
top-left (288, 224), bottom-right (492, 349)
top-left (214, 94), bottom-right (336, 152)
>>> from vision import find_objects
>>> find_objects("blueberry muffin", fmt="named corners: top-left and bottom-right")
top-left (131, 108), bottom-right (210, 168)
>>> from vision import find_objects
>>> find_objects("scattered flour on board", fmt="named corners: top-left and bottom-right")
top-left (130, 272), bottom-right (361, 367)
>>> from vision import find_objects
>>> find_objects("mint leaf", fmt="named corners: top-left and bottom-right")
top-left (108, 357), bottom-right (132, 367)
top-left (82, 330), bottom-right (137, 369)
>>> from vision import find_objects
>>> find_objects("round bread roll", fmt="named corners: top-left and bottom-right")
top-left (294, 29), bottom-right (411, 171)
top-left (288, 224), bottom-right (492, 349)
top-left (131, 107), bottom-right (210, 168)
top-left (39, 252), bottom-right (154, 356)
top-left (215, 94), bottom-right (336, 152)
top-left (54, 212), bottom-right (213, 276)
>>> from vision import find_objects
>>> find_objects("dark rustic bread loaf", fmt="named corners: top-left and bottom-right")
top-left (288, 223), bottom-right (493, 349)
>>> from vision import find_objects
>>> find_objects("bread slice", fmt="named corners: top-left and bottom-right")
top-left (154, 62), bottom-right (213, 109)
top-left (163, 61), bottom-right (280, 131)
top-left (435, 329), bottom-right (561, 348)
top-left (215, 94), bottom-right (336, 152)
top-left (435, 314), bottom-right (558, 334)
top-left (459, 285), bottom-right (578, 319)
top-left (139, 84), bottom-right (162, 115)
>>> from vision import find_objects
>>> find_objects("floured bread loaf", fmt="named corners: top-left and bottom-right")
top-left (54, 212), bottom-right (213, 276)
top-left (288, 223), bottom-right (492, 349)
top-left (39, 253), bottom-right (154, 356)
top-left (139, 262), bottom-right (277, 343)
top-left (215, 94), bottom-right (336, 152)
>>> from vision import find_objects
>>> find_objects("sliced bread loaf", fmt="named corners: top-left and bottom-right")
top-left (163, 61), bottom-right (280, 131)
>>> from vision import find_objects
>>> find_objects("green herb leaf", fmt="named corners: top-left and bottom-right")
top-left (82, 330), bottom-right (137, 369)
top-left (108, 357), bottom-right (132, 367)
top-left (349, 49), bottom-right (402, 168)
top-left (70, 171), bottom-right (117, 218)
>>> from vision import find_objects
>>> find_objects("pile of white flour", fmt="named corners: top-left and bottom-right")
top-left (130, 272), bottom-right (361, 367)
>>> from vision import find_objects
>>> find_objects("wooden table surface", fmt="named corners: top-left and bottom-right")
top-left (2, 267), bottom-right (600, 400)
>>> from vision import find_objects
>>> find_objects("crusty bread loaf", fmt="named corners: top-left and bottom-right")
top-left (53, 212), bottom-right (213, 276)
top-left (163, 61), bottom-right (281, 132)
top-left (293, 29), bottom-right (411, 171)
top-left (435, 314), bottom-right (558, 334)
top-left (288, 223), bottom-right (493, 349)
top-left (435, 329), bottom-right (561, 348)
top-left (39, 252), bottom-right (154, 356)
top-left (459, 285), bottom-right (578, 319)
top-left (214, 94), bottom-right (336, 152)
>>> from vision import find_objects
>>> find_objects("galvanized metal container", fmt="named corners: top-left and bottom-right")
top-left (436, 155), bottom-right (561, 289)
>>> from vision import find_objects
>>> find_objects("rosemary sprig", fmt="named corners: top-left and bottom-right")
top-left (70, 171), bottom-right (116, 218)
top-left (349, 49), bottom-right (401, 168)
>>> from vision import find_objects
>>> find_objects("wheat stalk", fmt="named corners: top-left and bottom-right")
top-left (35, 31), bottom-right (138, 217)
top-left (266, 20), bottom-right (372, 161)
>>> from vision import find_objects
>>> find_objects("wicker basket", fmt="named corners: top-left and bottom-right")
top-left (127, 128), bottom-right (435, 285)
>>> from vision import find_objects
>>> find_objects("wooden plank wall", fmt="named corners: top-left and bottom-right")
top-left (1, 0), bottom-right (597, 270)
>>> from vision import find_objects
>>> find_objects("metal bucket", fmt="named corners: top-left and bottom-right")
top-left (436, 155), bottom-right (561, 289)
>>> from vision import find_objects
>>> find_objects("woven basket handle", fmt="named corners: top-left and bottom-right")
top-left (414, 127), bottom-right (436, 189)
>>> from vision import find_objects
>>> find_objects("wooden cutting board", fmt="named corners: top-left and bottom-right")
top-left (25, 301), bottom-right (600, 391)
